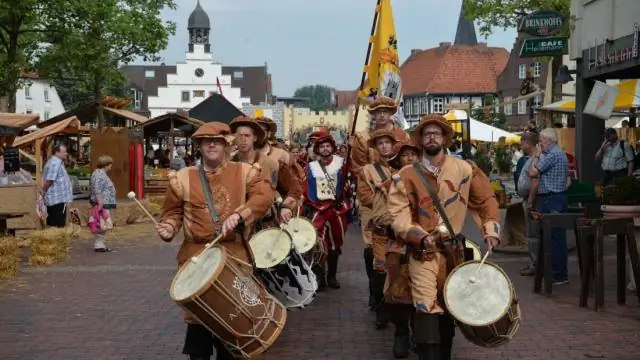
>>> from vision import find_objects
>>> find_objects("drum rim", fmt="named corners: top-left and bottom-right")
top-left (443, 259), bottom-right (515, 328)
top-left (170, 245), bottom-right (228, 302)
top-left (283, 217), bottom-right (318, 252)
top-left (249, 227), bottom-right (294, 268)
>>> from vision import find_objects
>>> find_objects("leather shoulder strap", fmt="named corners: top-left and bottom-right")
top-left (411, 162), bottom-right (456, 236)
top-left (198, 165), bottom-right (221, 235)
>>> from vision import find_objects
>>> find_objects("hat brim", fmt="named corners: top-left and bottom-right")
top-left (192, 134), bottom-right (232, 145)
top-left (230, 120), bottom-right (267, 146)
top-left (367, 104), bottom-right (397, 113)
top-left (256, 119), bottom-right (277, 133)
top-left (388, 144), bottom-right (421, 170)
top-left (367, 134), bottom-right (399, 148)
top-left (411, 119), bottom-right (454, 148)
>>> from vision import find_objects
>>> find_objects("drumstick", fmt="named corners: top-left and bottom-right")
top-left (468, 251), bottom-right (490, 284)
top-left (293, 196), bottom-right (303, 232)
top-left (190, 233), bottom-right (224, 264)
top-left (127, 191), bottom-right (159, 225)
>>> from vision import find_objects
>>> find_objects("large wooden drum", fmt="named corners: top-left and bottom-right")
top-left (443, 260), bottom-right (522, 347)
top-left (170, 245), bottom-right (287, 359)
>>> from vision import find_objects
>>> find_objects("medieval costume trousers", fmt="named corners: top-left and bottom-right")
top-left (183, 324), bottom-right (234, 360)
top-left (385, 249), bottom-right (415, 359)
top-left (371, 229), bottom-right (390, 329)
top-left (309, 206), bottom-right (346, 290)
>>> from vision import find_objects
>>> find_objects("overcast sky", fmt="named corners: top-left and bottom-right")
top-left (148, 0), bottom-right (517, 96)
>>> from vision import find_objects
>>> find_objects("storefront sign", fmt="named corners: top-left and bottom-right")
top-left (518, 10), bottom-right (565, 37)
top-left (520, 37), bottom-right (568, 57)
top-left (588, 23), bottom-right (640, 70)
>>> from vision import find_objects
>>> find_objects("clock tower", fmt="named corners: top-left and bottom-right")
top-left (187, 0), bottom-right (210, 53)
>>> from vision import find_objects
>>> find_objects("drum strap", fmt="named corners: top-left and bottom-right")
top-left (198, 165), bottom-right (221, 234)
top-left (411, 162), bottom-right (456, 237)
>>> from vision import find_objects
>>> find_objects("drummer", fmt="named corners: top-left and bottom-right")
top-left (155, 122), bottom-right (274, 360)
top-left (302, 132), bottom-right (349, 290)
top-left (387, 114), bottom-right (500, 360)
top-left (349, 96), bottom-right (409, 310)
top-left (229, 115), bottom-right (302, 228)
top-left (355, 129), bottom-right (399, 331)
top-left (385, 139), bottom-right (420, 358)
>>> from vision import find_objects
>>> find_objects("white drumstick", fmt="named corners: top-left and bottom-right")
top-left (293, 196), bottom-right (303, 232)
top-left (127, 191), bottom-right (159, 225)
top-left (468, 251), bottom-right (490, 284)
top-left (190, 233), bottom-right (224, 264)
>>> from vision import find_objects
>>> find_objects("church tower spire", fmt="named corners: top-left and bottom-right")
top-left (188, 0), bottom-right (211, 53)
top-left (454, 1), bottom-right (478, 45)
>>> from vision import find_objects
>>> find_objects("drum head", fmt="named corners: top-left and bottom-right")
top-left (444, 261), bottom-right (513, 327)
top-left (171, 246), bottom-right (225, 302)
top-left (465, 240), bottom-right (481, 260)
top-left (283, 218), bottom-right (317, 254)
top-left (249, 228), bottom-right (293, 269)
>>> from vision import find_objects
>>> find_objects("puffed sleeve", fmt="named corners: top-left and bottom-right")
top-left (161, 170), bottom-right (184, 240)
top-left (388, 173), bottom-right (429, 246)
top-left (234, 163), bottom-right (274, 225)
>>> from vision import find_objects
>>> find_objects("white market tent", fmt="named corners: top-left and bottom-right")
top-left (443, 110), bottom-right (516, 142)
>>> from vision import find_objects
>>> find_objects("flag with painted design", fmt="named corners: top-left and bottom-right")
top-left (358, 0), bottom-right (407, 129)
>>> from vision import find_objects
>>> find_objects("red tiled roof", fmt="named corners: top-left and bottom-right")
top-left (401, 42), bottom-right (509, 95)
top-left (334, 90), bottom-right (358, 108)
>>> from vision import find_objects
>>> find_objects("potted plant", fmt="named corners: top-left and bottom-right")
top-left (493, 146), bottom-right (512, 177)
top-left (474, 147), bottom-right (492, 176)
top-left (600, 176), bottom-right (640, 219)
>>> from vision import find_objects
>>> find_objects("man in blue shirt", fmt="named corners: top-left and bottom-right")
top-left (528, 128), bottom-right (570, 284)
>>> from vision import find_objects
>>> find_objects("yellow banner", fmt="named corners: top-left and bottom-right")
top-left (359, 0), bottom-right (402, 101)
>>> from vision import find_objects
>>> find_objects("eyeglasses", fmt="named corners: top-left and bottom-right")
top-left (422, 131), bottom-right (443, 139)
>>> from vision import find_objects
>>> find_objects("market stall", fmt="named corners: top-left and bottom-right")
top-left (0, 113), bottom-right (41, 235)
top-left (134, 113), bottom-right (204, 197)
top-left (443, 110), bottom-right (517, 142)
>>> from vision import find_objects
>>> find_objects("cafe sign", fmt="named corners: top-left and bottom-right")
top-left (518, 10), bottom-right (566, 37)
top-left (520, 37), bottom-right (568, 58)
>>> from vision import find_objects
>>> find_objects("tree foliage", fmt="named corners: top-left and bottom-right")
top-left (37, 0), bottom-right (177, 111)
top-left (463, 0), bottom-right (570, 37)
top-left (294, 85), bottom-right (333, 111)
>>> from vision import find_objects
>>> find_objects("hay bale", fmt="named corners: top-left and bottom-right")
top-left (27, 227), bottom-right (79, 266)
top-left (0, 238), bottom-right (19, 280)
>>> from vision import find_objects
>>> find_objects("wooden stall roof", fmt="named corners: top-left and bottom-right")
top-left (37, 96), bottom-right (148, 128)
top-left (13, 116), bottom-right (81, 147)
top-left (0, 113), bottom-right (40, 129)
top-left (136, 112), bottom-right (204, 138)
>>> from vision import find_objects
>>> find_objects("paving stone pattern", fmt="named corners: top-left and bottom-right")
top-left (1, 225), bottom-right (639, 360)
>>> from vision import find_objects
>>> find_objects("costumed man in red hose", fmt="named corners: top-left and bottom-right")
top-left (302, 132), bottom-right (350, 290)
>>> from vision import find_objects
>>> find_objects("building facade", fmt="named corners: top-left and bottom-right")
top-left (15, 75), bottom-right (66, 128)
top-left (120, 1), bottom-right (272, 118)
top-left (399, 5), bottom-right (509, 128)
top-left (570, 0), bottom-right (640, 181)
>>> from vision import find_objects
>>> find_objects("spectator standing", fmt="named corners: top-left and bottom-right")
top-left (595, 127), bottom-right (635, 185)
top-left (528, 128), bottom-right (570, 285)
top-left (41, 145), bottom-right (73, 228)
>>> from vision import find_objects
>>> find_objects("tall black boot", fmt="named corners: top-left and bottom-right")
top-left (439, 314), bottom-right (455, 360)
top-left (363, 247), bottom-right (375, 309)
top-left (413, 313), bottom-right (441, 360)
top-left (313, 264), bottom-right (327, 291)
top-left (373, 271), bottom-right (389, 329)
top-left (326, 250), bottom-right (341, 289)
top-left (389, 304), bottom-right (412, 358)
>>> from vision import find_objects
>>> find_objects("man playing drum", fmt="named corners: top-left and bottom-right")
top-left (303, 132), bottom-right (349, 290)
top-left (355, 129), bottom-right (399, 330)
top-left (155, 122), bottom-right (274, 360)
top-left (350, 95), bottom-right (409, 309)
top-left (387, 114), bottom-right (501, 360)
top-left (385, 139), bottom-right (421, 359)
top-left (229, 115), bottom-right (302, 228)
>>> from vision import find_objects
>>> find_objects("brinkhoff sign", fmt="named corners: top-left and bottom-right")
top-left (518, 10), bottom-right (566, 37)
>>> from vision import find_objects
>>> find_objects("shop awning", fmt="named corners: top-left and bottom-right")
top-left (540, 79), bottom-right (640, 113)
top-left (103, 107), bottom-right (149, 123)
top-left (12, 116), bottom-right (80, 147)
top-left (443, 110), bottom-right (517, 142)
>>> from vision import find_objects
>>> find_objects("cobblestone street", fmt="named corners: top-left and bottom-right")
top-left (1, 221), bottom-right (639, 360)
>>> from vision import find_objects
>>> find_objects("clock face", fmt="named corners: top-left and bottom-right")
top-left (195, 68), bottom-right (204, 77)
